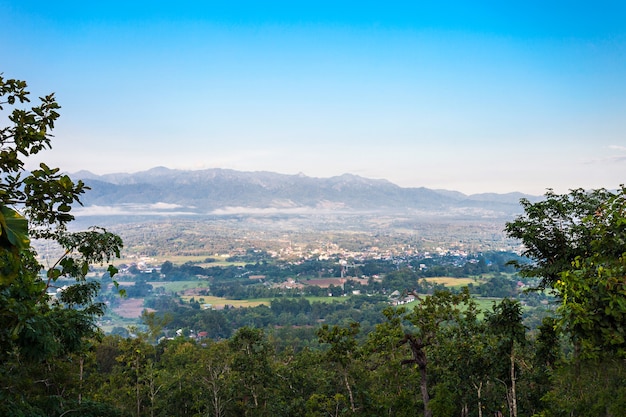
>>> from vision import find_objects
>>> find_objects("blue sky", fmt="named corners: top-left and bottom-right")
top-left (1, 1), bottom-right (625, 194)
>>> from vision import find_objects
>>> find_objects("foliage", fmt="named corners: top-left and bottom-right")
top-left (541, 358), bottom-right (626, 417)
top-left (317, 322), bottom-right (362, 413)
top-left (554, 187), bottom-right (626, 357)
top-left (507, 186), bottom-right (626, 358)
top-left (382, 288), bottom-right (476, 417)
top-left (0, 74), bottom-right (123, 416)
top-left (505, 186), bottom-right (626, 414)
top-left (228, 327), bottom-right (276, 415)
top-left (486, 299), bottom-right (526, 417)
top-left (505, 187), bottom-right (616, 289)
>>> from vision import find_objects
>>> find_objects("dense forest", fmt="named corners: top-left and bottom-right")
top-left (2, 77), bottom-right (626, 416)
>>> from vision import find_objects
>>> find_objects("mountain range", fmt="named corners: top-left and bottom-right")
top-left (71, 167), bottom-right (541, 219)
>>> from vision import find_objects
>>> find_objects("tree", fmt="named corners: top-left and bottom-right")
top-left (383, 288), bottom-right (475, 417)
top-left (0, 74), bottom-right (123, 415)
top-left (505, 186), bottom-right (626, 415)
top-left (431, 308), bottom-right (494, 417)
top-left (197, 340), bottom-right (233, 417)
top-left (554, 187), bottom-right (626, 358)
top-left (506, 186), bottom-right (626, 358)
top-left (527, 317), bottom-right (561, 413)
top-left (364, 316), bottom-right (421, 416)
top-left (486, 299), bottom-right (526, 417)
top-left (505, 187), bottom-right (616, 290)
top-left (228, 327), bottom-right (275, 415)
top-left (317, 322), bottom-right (361, 413)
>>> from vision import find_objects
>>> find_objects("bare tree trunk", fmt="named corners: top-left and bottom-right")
top-left (147, 370), bottom-right (162, 417)
top-left (213, 389), bottom-right (223, 417)
top-left (495, 378), bottom-right (512, 417)
top-left (343, 371), bottom-right (356, 412)
top-left (473, 381), bottom-right (483, 417)
top-left (78, 356), bottom-right (84, 405)
top-left (400, 334), bottom-right (432, 417)
top-left (510, 351), bottom-right (517, 417)
top-left (210, 379), bottom-right (224, 417)
top-left (136, 356), bottom-right (141, 417)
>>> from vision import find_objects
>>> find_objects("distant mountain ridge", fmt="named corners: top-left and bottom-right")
top-left (71, 167), bottom-right (540, 219)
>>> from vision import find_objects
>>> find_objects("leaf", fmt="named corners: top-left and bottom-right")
top-left (0, 206), bottom-right (30, 250)
top-left (47, 268), bottom-right (61, 280)
top-left (81, 261), bottom-right (89, 276)
top-left (108, 264), bottom-right (119, 278)
top-left (59, 174), bottom-right (73, 190)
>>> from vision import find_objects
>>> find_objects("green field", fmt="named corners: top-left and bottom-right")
top-left (423, 277), bottom-right (478, 287)
top-left (158, 255), bottom-right (247, 267)
top-left (179, 294), bottom-right (349, 308)
top-left (149, 280), bottom-right (210, 293)
top-left (180, 295), bottom-right (270, 308)
top-left (400, 294), bottom-right (499, 314)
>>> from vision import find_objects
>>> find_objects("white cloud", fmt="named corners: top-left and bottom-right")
top-left (73, 204), bottom-right (195, 217)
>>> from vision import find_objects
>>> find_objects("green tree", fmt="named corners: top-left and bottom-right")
top-left (527, 317), bottom-right (561, 414)
top-left (365, 316), bottom-right (421, 416)
top-left (431, 308), bottom-right (494, 417)
top-left (196, 340), bottom-right (233, 417)
top-left (274, 347), bottom-right (335, 416)
top-left (506, 186), bottom-right (626, 358)
top-left (555, 187), bottom-right (626, 358)
top-left (505, 187), bottom-right (616, 290)
top-left (317, 322), bottom-right (361, 414)
top-left (0, 75), bottom-right (122, 415)
top-left (228, 327), bottom-right (275, 416)
top-left (156, 339), bottom-right (204, 417)
top-left (540, 358), bottom-right (626, 417)
top-left (486, 299), bottom-right (526, 417)
top-left (95, 334), bottom-right (155, 417)
top-left (383, 288), bottom-right (475, 417)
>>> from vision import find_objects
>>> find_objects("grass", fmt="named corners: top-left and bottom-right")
top-left (302, 296), bottom-right (347, 303)
top-left (179, 294), bottom-right (349, 308)
top-left (156, 255), bottom-right (246, 267)
top-left (423, 277), bottom-right (478, 288)
top-left (473, 297), bottom-right (500, 313)
top-left (399, 295), bottom-right (500, 318)
top-left (149, 280), bottom-right (210, 293)
top-left (180, 295), bottom-right (271, 308)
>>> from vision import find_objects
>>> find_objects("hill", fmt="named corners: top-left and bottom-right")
top-left (71, 167), bottom-right (540, 220)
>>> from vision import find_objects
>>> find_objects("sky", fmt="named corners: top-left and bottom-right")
top-left (1, 1), bottom-right (625, 195)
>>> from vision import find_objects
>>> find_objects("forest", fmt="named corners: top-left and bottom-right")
top-left (2, 76), bottom-right (626, 416)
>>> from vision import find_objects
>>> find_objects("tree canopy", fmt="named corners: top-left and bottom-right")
top-left (506, 186), bottom-right (626, 358)
top-left (0, 74), bottom-right (123, 415)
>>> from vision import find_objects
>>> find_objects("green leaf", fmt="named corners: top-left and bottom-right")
top-left (81, 261), bottom-right (89, 276)
top-left (59, 175), bottom-right (73, 190)
top-left (47, 268), bottom-right (61, 280)
top-left (108, 264), bottom-right (119, 278)
top-left (0, 206), bottom-right (30, 249)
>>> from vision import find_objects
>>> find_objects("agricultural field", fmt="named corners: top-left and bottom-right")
top-left (148, 280), bottom-right (210, 293)
top-left (179, 295), bottom-right (270, 308)
top-left (423, 276), bottom-right (478, 287)
top-left (178, 294), bottom-right (347, 308)
top-left (112, 298), bottom-right (155, 318)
